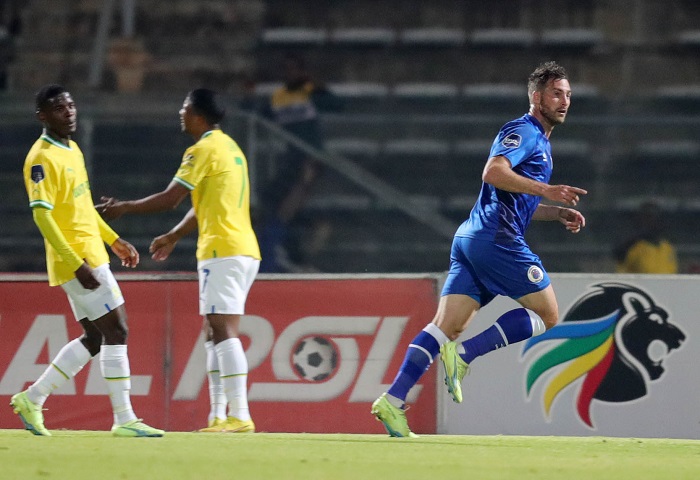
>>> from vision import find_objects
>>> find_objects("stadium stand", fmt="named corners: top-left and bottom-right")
top-left (261, 27), bottom-right (327, 47)
top-left (398, 28), bottom-right (466, 48)
top-left (1, 0), bottom-right (700, 273)
top-left (470, 28), bottom-right (536, 48)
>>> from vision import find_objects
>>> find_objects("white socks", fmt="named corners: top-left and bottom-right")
top-left (100, 344), bottom-right (137, 426)
top-left (527, 310), bottom-right (547, 337)
top-left (27, 338), bottom-right (92, 406)
top-left (215, 338), bottom-right (250, 421)
top-left (205, 341), bottom-right (227, 422)
top-left (424, 322), bottom-right (450, 345)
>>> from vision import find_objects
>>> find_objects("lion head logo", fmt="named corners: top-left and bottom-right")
top-left (521, 282), bottom-right (686, 428)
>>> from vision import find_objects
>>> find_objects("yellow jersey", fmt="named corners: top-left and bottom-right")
top-left (270, 81), bottom-right (318, 125)
top-left (173, 130), bottom-right (261, 261)
top-left (23, 134), bottom-right (110, 285)
top-left (616, 239), bottom-right (678, 274)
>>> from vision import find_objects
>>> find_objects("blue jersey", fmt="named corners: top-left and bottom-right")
top-left (456, 114), bottom-right (552, 246)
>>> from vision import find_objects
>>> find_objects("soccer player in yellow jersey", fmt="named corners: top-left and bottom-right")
top-left (99, 89), bottom-right (261, 433)
top-left (12, 84), bottom-right (164, 437)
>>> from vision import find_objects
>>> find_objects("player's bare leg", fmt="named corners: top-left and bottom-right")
top-left (438, 292), bottom-right (550, 403)
top-left (515, 285), bottom-right (560, 330)
top-left (433, 295), bottom-right (480, 403)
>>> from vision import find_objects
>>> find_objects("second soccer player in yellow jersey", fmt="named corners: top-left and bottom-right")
top-left (99, 89), bottom-right (260, 433)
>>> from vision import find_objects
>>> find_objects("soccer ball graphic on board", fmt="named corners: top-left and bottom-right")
top-left (292, 336), bottom-right (339, 381)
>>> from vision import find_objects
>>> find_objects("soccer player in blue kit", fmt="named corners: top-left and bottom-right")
top-left (372, 61), bottom-right (587, 437)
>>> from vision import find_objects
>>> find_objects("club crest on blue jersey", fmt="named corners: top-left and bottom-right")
top-left (31, 164), bottom-right (45, 183)
top-left (527, 265), bottom-right (544, 283)
top-left (502, 133), bottom-right (522, 148)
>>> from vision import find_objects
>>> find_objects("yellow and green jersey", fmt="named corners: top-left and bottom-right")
top-left (616, 239), bottom-right (678, 274)
top-left (270, 81), bottom-right (323, 149)
top-left (173, 129), bottom-right (261, 261)
top-left (23, 134), bottom-right (110, 285)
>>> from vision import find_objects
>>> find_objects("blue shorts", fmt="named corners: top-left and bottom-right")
top-left (441, 236), bottom-right (551, 306)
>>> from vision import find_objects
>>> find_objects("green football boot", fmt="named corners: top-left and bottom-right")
top-left (440, 342), bottom-right (470, 403)
top-left (111, 419), bottom-right (165, 437)
top-left (10, 391), bottom-right (51, 436)
top-left (371, 393), bottom-right (418, 438)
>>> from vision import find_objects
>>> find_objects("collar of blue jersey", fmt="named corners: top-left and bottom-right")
top-left (41, 134), bottom-right (73, 150)
top-left (524, 114), bottom-right (546, 135)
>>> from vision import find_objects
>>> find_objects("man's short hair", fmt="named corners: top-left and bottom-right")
top-left (527, 61), bottom-right (568, 99)
top-left (188, 88), bottom-right (226, 125)
top-left (35, 84), bottom-right (68, 112)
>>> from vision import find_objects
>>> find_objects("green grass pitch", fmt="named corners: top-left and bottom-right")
top-left (0, 429), bottom-right (698, 480)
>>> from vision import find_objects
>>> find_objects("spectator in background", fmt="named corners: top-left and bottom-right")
top-left (256, 53), bottom-right (342, 272)
top-left (614, 201), bottom-right (678, 274)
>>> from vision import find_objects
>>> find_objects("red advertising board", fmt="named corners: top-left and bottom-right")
top-left (0, 274), bottom-right (438, 434)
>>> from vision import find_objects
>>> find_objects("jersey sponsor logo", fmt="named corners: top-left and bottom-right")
top-left (31, 165), bottom-right (45, 183)
top-left (182, 154), bottom-right (195, 166)
top-left (521, 283), bottom-right (685, 428)
top-left (73, 180), bottom-right (90, 198)
top-left (527, 265), bottom-right (544, 283)
top-left (502, 133), bottom-right (522, 149)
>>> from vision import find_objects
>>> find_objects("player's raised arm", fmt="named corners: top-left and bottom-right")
top-left (483, 156), bottom-right (587, 206)
top-left (97, 180), bottom-right (190, 221)
top-left (542, 184), bottom-right (587, 206)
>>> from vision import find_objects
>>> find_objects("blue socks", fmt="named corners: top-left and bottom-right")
top-left (386, 323), bottom-right (448, 405)
top-left (459, 308), bottom-right (546, 364)
top-left (383, 310), bottom-right (546, 406)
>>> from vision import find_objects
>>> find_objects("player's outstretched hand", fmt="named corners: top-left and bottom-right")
top-left (75, 261), bottom-right (100, 290)
top-left (111, 238), bottom-right (139, 268)
top-left (545, 185), bottom-right (587, 206)
top-left (96, 196), bottom-right (126, 221)
top-left (558, 208), bottom-right (586, 233)
top-left (150, 233), bottom-right (177, 262)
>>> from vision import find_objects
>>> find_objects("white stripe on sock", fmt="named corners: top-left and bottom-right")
top-left (527, 310), bottom-right (547, 336)
top-left (493, 322), bottom-right (509, 346)
top-left (424, 323), bottom-right (449, 345)
top-left (408, 343), bottom-right (433, 364)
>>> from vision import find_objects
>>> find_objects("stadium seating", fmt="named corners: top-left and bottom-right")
top-left (470, 28), bottom-right (536, 48)
top-left (398, 28), bottom-right (467, 48)
top-left (261, 27), bottom-right (327, 47)
top-left (2, 0), bottom-right (700, 273)
top-left (539, 28), bottom-right (604, 49)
